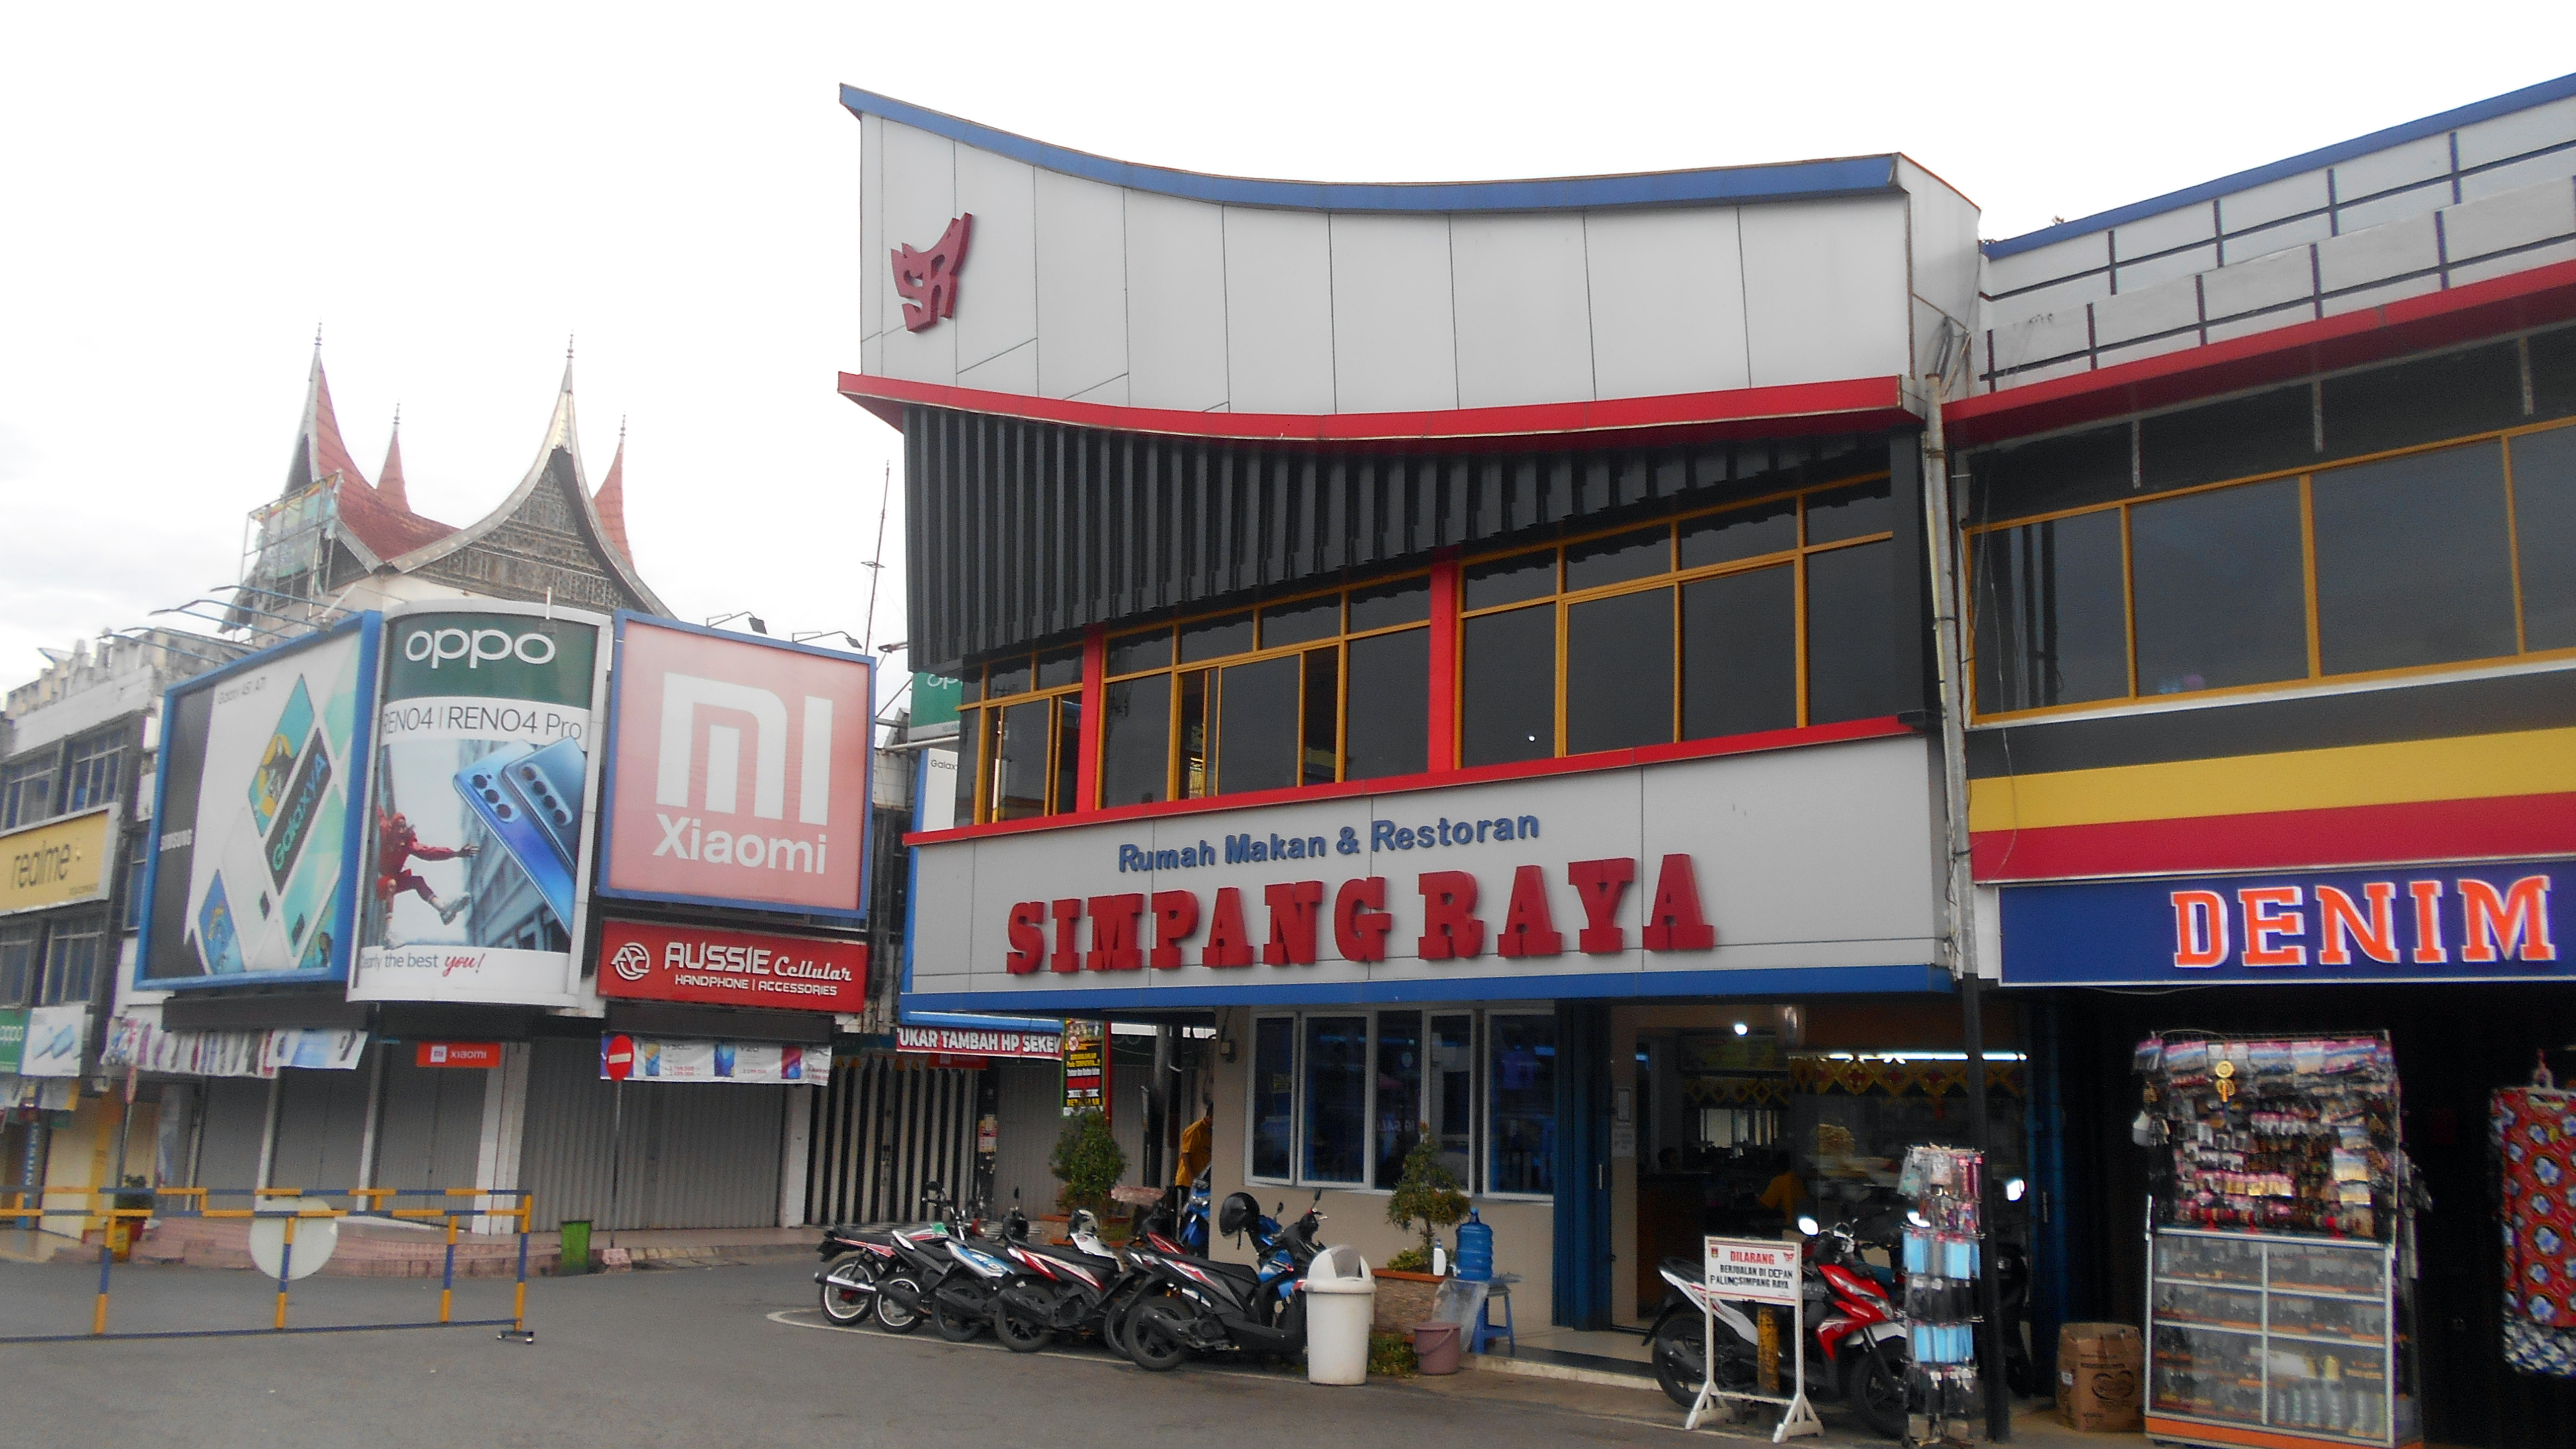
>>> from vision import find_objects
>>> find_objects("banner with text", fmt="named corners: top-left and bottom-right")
top-left (595, 918), bottom-right (867, 1013)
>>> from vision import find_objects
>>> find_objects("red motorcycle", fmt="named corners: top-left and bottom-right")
top-left (1642, 1217), bottom-right (1909, 1438)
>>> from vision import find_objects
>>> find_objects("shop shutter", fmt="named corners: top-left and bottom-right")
top-left (192, 1077), bottom-right (272, 1192)
top-left (804, 1057), bottom-right (979, 1224)
top-left (989, 1060), bottom-right (1062, 1217)
top-left (516, 1037), bottom-right (788, 1231)
top-left (373, 1052), bottom-right (488, 1193)
top-left (266, 1063), bottom-right (374, 1194)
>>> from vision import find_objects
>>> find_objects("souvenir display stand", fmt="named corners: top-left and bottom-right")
top-left (1897, 1145), bottom-right (1985, 1443)
top-left (2136, 1033), bottom-right (2420, 1449)
top-left (2494, 1083), bottom-right (2576, 1379)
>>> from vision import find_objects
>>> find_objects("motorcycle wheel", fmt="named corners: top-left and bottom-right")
top-left (1126, 1301), bottom-right (1194, 1373)
top-left (1843, 1338), bottom-right (1911, 1441)
top-left (1104, 1286), bottom-right (1170, 1363)
top-left (933, 1294), bottom-right (986, 1343)
top-left (996, 1300), bottom-right (1054, 1353)
top-left (873, 1276), bottom-right (923, 1334)
top-left (820, 1272), bottom-right (872, 1326)
top-left (1650, 1322), bottom-right (1704, 1410)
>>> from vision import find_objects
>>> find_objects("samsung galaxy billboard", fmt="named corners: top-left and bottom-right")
top-left (347, 605), bottom-right (610, 1007)
top-left (141, 614), bottom-right (381, 987)
top-left (598, 616), bottom-right (874, 919)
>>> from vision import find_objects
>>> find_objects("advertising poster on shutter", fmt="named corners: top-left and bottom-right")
top-left (349, 606), bottom-right (607, 1007)
top-left (141, 614), bottom-right (380, 987)
top-left (597, 1032), bottom-right (831, 1084)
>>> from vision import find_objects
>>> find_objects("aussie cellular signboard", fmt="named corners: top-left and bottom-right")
top-left (598, 616), bottom-right (874, 918)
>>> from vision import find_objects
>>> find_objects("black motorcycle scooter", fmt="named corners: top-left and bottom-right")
top-left (813, 1180), bottom-right (967, 1329)
top-left (991, 1208), bottom-right (1130, 1354)
top-left (1123, 1190), bottom-right (1326, 1372)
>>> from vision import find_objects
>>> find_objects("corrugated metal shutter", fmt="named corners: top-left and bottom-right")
top-left (194, 1077), bottom-right (271, 1191)
top-left (267, 1064), bottom-right (374, 1193)
top-left (804, 1058), bottom-right (977, 1225)
top-left (374, 1053), bottom-right (487, 1191)
top-left (517, 1037), bottom-right (786, 1231)
top-left (989, 1061), bottom-right (1062, 1217)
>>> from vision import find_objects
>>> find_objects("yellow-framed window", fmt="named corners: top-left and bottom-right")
top-left (1097, 572), bottom-right (1431, 809)
top-left (1965, 416), bottom-right (2576, 721)
top-left (1454, 471), bottom-right (1902, 767)
top-left (953, 644), bottom-right (1084, 824)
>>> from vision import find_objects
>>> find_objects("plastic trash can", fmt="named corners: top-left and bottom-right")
top-left (558, 1220), bottom-right (592, 1275)
top-left (1413, 1320), bottom-right (1462, 1375)
top-left (1304, 1245), bottom-right (1376, 1385)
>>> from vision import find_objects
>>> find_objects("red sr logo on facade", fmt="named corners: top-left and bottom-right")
top-left (892, 214), bottom-right (972, 332)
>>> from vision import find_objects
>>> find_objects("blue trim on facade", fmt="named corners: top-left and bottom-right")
top-left (591, 611), bottom-right (877, 923)
top-left (149, 612), bottom-right (383, 990)
top-left (839, 86), bottom-right (1899, 213)
top-left (898, 963), bottom-right (1947, 1013)
top-left (1985, 70), bottom-right (2576, 259)
top-left (900, 1008), bottom-right (1064, 1032)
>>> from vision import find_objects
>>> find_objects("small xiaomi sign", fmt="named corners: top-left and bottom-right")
top-left (602, 617), bottom-right (873, 918)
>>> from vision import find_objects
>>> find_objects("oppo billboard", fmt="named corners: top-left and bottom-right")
top-left (598, 616), bottom-right (875, 919)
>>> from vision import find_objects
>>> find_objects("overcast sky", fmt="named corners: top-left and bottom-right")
top-left (4, 4), bottom-right (2569, 711)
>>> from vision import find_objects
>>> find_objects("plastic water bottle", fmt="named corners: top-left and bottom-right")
top-left (1456, 1210), bottom-right (1493, 1282)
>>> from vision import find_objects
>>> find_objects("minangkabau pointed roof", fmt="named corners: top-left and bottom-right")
top-left (283, 344), bottom-right (372, 499)
top-left (376, 407), bottom-right (411, 513)
top-left (594, 420), bottom-right (635, 567)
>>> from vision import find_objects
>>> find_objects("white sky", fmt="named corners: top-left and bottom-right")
top-left (5, 3), bottom-right (2570, 710)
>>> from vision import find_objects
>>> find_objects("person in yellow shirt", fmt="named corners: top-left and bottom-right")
top-left (1174, 1111), bottom-right (1213, 1186)
top-left (1757, 1159), bottom-right (1810, 1229)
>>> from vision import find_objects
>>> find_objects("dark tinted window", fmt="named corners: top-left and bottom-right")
top-left (2534, 328), bottom-right (2576, 421)
top-left (2131, 479), bottom-right (2308, 693)
top-left (1804, 476), bottom-right (1894, 544)
top-left (2141, 384), bottom-right (2314, 492)
top-left (1251, 1017), bottom-right (1295, 1179)
top-left (953, 709), bottom-right (983, 822)
top-left (1966, 424), bottom-right (2130, 524)
top-left (1106, 630), bottom-right (1171, 675)
top-left (1465, 551), bottom-right (1556, 610)
top-left (1972, 509), bottom-right (2130, 712)
top-left (1179, 613), bottom-right (1253, 663)
top-left (1374, 1013), bottom-right (1424, 1189)
top-left (957, 674), bottom-right (981, 704)
top-left (1178, 671), bottom-right (1210, 798)
top-left (1487, 1015), bottom-right (1555, 1196)
top-left (1679, 498), bottom-right (1796, 568)
top-left (1345, 630), bottom-right (1428, 781)
top-left (2321, 343), bottom-right (2524, 461)
top-left (2513, 427), bottom-right (2576, 650)
top-left (1805, 541), bottom-right (1899, 723)
top-left (1302, 1016), bottom-right (1367, 1184)
top-left (1681, 566), bottom-right (1797, 739)
top-left (1566, 588), bottom-right (1672, 754)
top-left (1302, 649), bottom-right (1338, 784)
top-left (1216, 656), bottom-right (1301, 794)
top-left (1347, 576), bottom-right (1430, 631)
top-left (991, 699), bottom-right (1053, 820)
top-left (2312, 441), bottom-right (2517, 675)
top-left (1261, 595), bottom-right (1340, 648)
top-left (1564, 526), bottom-right (1668, 592)
top-left (1461, 606), bottom-right (1555, 766)
top-left (1052, 697), bottom-right (1082, 817)
top-left (1036, 647), bottom-right (1083, 690)
top-left (988, 658), bottom-right (1031, 698)
top-left (1099, 676), bottom-right (1169, 807)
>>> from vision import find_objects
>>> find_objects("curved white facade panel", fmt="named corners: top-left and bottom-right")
top-left (849, 96), bottom-right (1981, 417)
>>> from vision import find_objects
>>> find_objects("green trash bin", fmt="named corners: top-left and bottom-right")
top-left (558, 1219), bottom-right (592, 1275)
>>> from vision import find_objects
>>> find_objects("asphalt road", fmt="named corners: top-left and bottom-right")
top-left (0, 1255), bottom-right (1700, 1448)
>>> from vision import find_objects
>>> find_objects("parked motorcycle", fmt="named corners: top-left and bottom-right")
top-left (1641, 1217), bottom-right (1910, 1439)
top-left (992, 1208), bottom-right (1126, 1353)
top-left (926, 1191), bottom-right (1032, 1342)
top-left (813, 1180), bottom-right (968, 1329)
top-left (1123, 1190), bottom-right (1324, 1372)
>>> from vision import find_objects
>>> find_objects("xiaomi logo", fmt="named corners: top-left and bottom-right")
top-left (652, 675), bottom-right (835, 875)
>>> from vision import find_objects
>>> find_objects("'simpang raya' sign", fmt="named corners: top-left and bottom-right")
top-left (904, 735), bottom-right (1943, 1010)
top-left (599, 617), bottom-right (874, 918)
top-left (142, 616), bottom-right (380, 986)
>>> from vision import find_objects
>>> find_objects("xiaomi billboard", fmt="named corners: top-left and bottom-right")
top-left (598, 616), bottom-right (874, 919)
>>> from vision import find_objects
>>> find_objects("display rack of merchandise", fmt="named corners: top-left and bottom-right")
top-left (1898, 1145), bottom-right (1983, 1443)
top-left (2493, 1085), bottom-right (2576, 1379)
top-left (2136, 1033), bottom-right (2420, 1448)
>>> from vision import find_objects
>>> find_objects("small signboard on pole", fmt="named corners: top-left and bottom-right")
top-left (1685, 1236), bottom-right (1823, 1440)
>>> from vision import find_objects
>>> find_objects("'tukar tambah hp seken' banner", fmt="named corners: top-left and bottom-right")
top-left (350, 606), bottom-right (607, 1007)
top-left (142, 615), bottom-right (380, 986)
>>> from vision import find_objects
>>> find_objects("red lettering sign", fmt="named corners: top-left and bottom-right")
top-left (892, 214), bottom-right (972, 332)
top-left (2167, 872), bottom-right (2558, 971)
top-left (596, 918), bottom-right (868, 1013)
top-left (416, 1041), bottom-right (501, 1069)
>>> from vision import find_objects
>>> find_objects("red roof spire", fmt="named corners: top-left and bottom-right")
top-left (595, 417), bottom-right (634, 566)
top-left (284, 331), bottom-right (371, 498)
top-left (376, 405), bottom-right (410, 512)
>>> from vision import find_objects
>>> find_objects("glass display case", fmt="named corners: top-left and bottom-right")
top-left (2147, 1228), bottom-right (2420, 1448)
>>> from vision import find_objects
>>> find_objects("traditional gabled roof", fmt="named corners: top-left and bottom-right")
top-left (386, 358), bottom-right (669, 615)
top-left (376, 407), bottom-right (411, 512)
top-left (594, 419), bottom-right (635, 567)
top-left (282, 347), bottom-right (372, 499)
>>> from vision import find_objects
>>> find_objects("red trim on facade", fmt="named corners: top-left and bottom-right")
top-left (1946, 258), bottom-right (2576, 446)
top-left (1970, 790), bottom-right (2576, 881)
top-left (1075, 625), bottom-right (1106, 812)
top-left (1426, 549), bottom-right (1461, 772)
top-left (905, 715), bottom-right (1916, 847)
top-left (839, 372), bottom-right (1915, 446)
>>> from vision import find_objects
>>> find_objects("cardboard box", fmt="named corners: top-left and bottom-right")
top-left (2057, 1322), bottom-right (2143, 1432)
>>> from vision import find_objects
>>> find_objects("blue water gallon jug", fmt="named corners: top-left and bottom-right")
top-left (1455, 1210), bottom-right (1493, 1281)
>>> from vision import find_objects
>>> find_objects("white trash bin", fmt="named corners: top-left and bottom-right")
top-left (1303, 1245), bottom-right (1376, 1385)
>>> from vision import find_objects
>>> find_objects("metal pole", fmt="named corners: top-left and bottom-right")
top-left (1963, 975), bottom-right (2009, 1440)
top-left (606, 1079), bottom-right (624, 1248)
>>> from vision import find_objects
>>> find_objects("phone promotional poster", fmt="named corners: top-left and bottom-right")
top-left (141, 615), bottom-right (379, 987)
top-left (348, 607), bottom-right (607, 1007)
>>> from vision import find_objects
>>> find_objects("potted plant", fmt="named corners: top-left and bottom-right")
top-left (1375, 1134), bottom-right (1469, 1333)
top-left (1048, 1109), bottom-right (1127, 1218)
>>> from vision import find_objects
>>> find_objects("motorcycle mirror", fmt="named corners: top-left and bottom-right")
top-left (1796, 1215), bottom-right (1820, 1237)
top-left (2004, 1177), bottom-right (2027, 1202)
